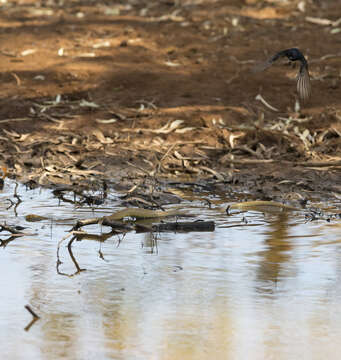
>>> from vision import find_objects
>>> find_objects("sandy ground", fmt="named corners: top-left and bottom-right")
top-left (0, 0), bottom-right (340, 199)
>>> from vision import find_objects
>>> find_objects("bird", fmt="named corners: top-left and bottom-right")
top-left (253, 48), bottom-right (311, 103)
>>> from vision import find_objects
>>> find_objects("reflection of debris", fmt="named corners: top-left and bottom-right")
top-left (173, 265), bottom-right (183, 272)
top-left (305, 209), bottom-right (341, 222)
top-left (0, 223), bottom-right (32, 248)
top-left (0, 236), bottom-right (22, 248)
top-left (6, 182), bottom-right (22, 216)
top-left (56, 228), bottom-right (128, 276)
top-left (141, 232), bottom-right (159, 254)
top-left (0, 224), bottom-right (27, 234)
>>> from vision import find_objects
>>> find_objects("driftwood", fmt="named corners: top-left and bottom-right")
top-left (227, 200), bottom-right (299, 213)
top-left (70, 207), bottom-right (188, 231)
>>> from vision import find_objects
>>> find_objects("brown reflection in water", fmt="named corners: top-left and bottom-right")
top-left (159, 305), bottom-right (234, 360)
top-left (93, 281), bottom-right (138, 357)
top-left (102, 302), bottom-right (139, 357)
top-left (256, 212), bottom-right (294, 291)
top-left (40, 313), bottom-right (78, 359)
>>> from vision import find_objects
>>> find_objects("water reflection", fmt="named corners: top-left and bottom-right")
top-left (0, 181), bottom-right (341, 359)
top-left (256, 212), bottom-right (293, 292)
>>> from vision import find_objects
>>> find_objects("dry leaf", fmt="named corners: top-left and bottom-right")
top-left (92, 129), bottom-right (113, 144)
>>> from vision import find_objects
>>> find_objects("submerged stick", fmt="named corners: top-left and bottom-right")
top-left (25, 305), bottom-right (40, 319)
top-left (24, 305), bottom-right (40, 332)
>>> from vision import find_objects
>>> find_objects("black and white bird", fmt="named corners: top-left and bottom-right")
top-left (253, 48), bottom-right (311, 103)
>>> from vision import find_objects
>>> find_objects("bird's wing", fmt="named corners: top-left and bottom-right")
top-left (251, 50), bottom-right (288, 73)
top-left (297, 65), bottom-right (311, 103)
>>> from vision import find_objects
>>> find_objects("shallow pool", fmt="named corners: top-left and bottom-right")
top-left (0, 180), bottom-right (341, 359)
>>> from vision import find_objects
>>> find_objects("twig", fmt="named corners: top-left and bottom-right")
top-left (220, 158), bottom-right (275, 165)
top-left (255, 94), bottom-right (279, 112)
top-left (157, 143), bottom-right (178, 173)
top-left (127, 161), bottom-right (153, 176)
top-left (295, 160), bottom-right (341, 167)
top-left (0, 117), bottom-right (31, 124)
top-left (305, 16), bottom-right (341, 26)
top-left (11, 73), bottom-right (21, 86)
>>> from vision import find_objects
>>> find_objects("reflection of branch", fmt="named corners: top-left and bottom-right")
top-left (0, 235), bottom-right (21, 248)
top-left (57, 229), bottom-right (121, 276)
top-left (5, 198), bottom-right (15, 210)
top-left (141, 232), bottom-right (159, 254)
top-left (0, 224), bottom-right (26, 234)
top-left (56, 235), bottom-right (86, 277)
top-left (5, 182), bottom-right (22, 215)
top-left (96, 231), bottom-right (126, 260)
top-left (116, 233), bottom-right (126, 248)
top-left (67, 237), bottom-right (86, 275)
top-left (98, 248), bottom-right (107, 261)
top-left (0, 224), bottom-right (28, 248)
top-left (13, 183), bottom-right (22, 216)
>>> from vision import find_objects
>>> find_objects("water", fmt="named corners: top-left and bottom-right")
top-left (0, 181), bottom-right (341, 359)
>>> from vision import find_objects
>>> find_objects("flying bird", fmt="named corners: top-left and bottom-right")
top-left (253, 48), bottom-right (311, 103)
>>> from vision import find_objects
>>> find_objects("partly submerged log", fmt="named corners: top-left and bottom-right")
top-left (71, 207), bottom-right (187, 231)
top-left (102, 207), bottom-right (187, 221)
top-left (227, 200), bottom-right (299, 213)
top-left (136, 220), bottom-right (215, 233)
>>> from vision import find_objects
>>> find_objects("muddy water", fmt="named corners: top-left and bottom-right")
top-left (0, 181), bottom-right (341, 359)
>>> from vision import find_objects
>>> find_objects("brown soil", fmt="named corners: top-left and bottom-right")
top-left (0, 0), bottom-right (340, 199)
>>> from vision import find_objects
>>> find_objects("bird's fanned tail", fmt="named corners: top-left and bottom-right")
top-left (297, 65), bottom-right (311, 103)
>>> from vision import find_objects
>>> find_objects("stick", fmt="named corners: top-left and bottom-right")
top-left (255, 94), bottom-right (279, 112)
top-left (25, 305), bottom-right (40, 319)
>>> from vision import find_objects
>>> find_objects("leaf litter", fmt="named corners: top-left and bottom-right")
top-left (0, 0), bottom-right (338, 207)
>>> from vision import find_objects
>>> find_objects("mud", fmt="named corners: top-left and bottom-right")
top-left (0, 0), bottom-right (340, 200)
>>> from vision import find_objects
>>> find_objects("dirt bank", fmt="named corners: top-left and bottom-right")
top-left (0, 0), bottom-right (340, 200)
